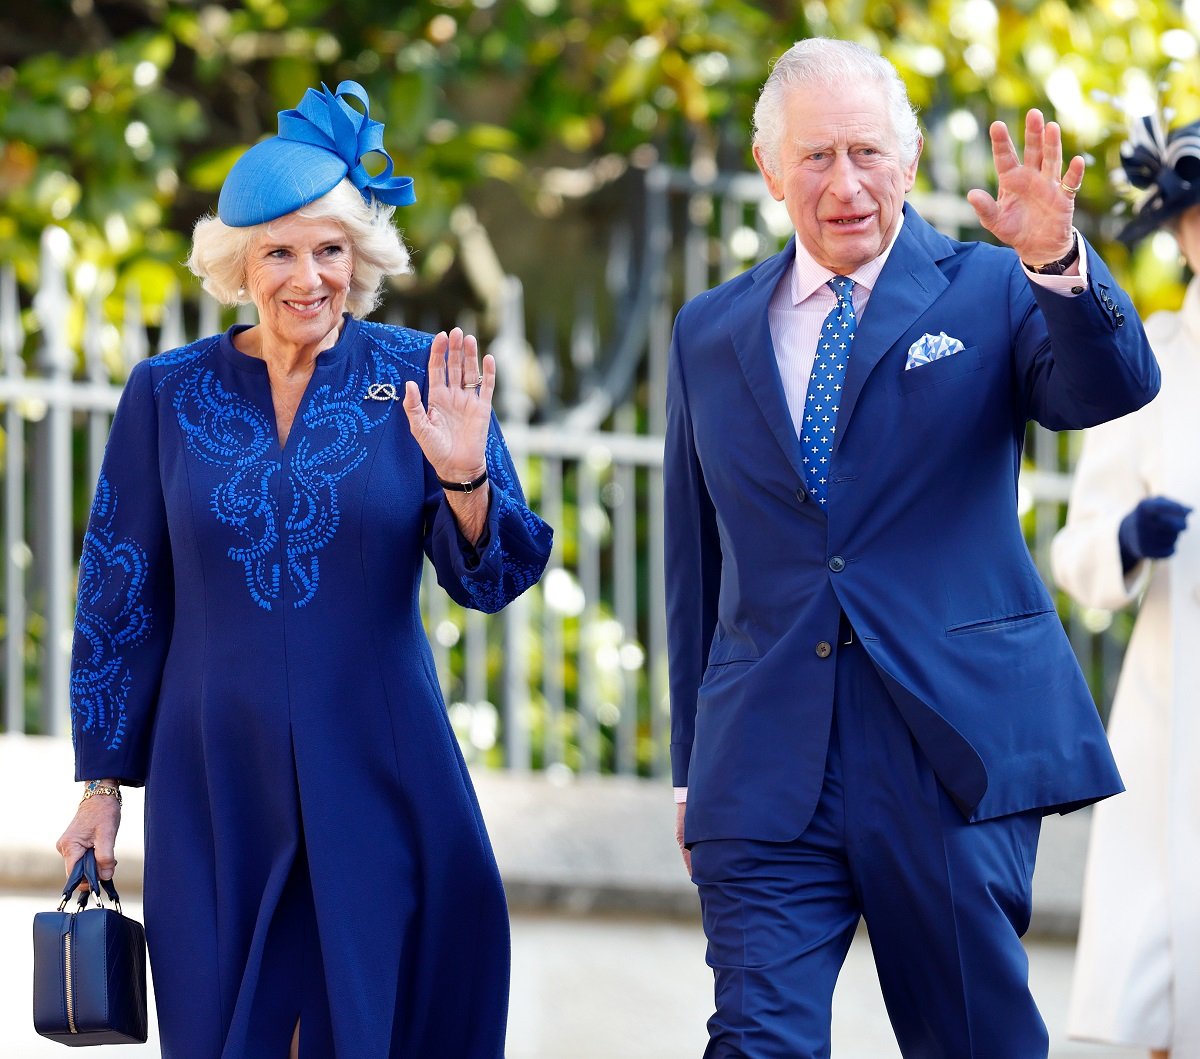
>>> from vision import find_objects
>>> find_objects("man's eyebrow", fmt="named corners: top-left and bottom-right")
top-left (796, 135), bottom-right (887, 152)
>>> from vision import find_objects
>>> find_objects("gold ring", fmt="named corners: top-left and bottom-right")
top-left (1059, 179), bottom-right (1082, 195)
top-left (461, 375), bottom-right (484, 389)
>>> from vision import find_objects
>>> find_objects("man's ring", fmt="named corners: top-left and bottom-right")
top-left (1059, 179), bottom-right (1082, 195)
top-left (462, 375), bottom-right (484, 390)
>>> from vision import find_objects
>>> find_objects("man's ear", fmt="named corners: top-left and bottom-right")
top-left (753, 143), bottom-right (785, 202)
top-left (903, 135), bottom-right (924, 193)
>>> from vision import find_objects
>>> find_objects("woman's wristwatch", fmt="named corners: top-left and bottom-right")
top-left (438, 469), bottom-right (488, 493)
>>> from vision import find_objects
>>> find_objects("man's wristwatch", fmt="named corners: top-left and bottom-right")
top-left (1023, 230), bottom-right (1079, 275)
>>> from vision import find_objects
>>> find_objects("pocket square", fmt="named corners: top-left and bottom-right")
top-left (905, 332), bottom-right (965, 370)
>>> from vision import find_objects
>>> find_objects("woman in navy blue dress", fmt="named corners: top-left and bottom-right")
top-left (54, 81), bottom-right (551, 1058)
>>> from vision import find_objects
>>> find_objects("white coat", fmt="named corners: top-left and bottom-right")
top-left (1052, 277), bottom-right (1200, 1053)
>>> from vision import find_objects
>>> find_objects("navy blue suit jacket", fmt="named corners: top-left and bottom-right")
top-left (665, 205), bottom-right (1160, 845)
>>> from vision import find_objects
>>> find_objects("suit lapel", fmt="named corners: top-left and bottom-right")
top-left (835, 208), bottom-right (953, 449)
top-left (723, 210), bottom-right (956, 478)
top-left (728, 241), bottom-right (810, 483)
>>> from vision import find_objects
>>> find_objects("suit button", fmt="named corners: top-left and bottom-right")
top-left (828, 555), bottom-right (846, 572)
top-left (815, 641), bottom-right (832, 658)
top-left (795, 488), bottom-right (807, 504)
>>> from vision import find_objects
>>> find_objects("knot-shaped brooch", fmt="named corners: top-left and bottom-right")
top-left (364, 382), bottom-right (400, 402)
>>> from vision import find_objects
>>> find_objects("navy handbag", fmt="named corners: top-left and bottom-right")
top-left (32, 847), bottom-right (149, 1046)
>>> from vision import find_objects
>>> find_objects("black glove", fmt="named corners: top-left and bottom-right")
top-left (1118, 496), bottom-right (1193, 573)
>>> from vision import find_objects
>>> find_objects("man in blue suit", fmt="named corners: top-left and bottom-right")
top-left (665, 38), bottom-right (1159, 1057)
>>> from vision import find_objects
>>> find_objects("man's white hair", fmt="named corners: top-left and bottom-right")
top-left (752, 38), bottom-right (922, 175)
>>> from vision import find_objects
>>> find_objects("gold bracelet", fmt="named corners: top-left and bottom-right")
top-left (81, 780), bottom-right (122, 806)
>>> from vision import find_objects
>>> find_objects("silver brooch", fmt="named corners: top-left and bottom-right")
top-left (364, 382), bottom-right (400, 401)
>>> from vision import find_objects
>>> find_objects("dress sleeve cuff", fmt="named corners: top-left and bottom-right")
top-left (429, 485), bottom-right (552, 614)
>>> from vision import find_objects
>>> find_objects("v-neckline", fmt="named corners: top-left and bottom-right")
top-left (219, 315), bottom-right (361, 454)
top-left (271, 372), bottom-right (316, 451)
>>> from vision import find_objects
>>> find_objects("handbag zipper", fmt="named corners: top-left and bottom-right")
top-left (63, 919), bottom-right (78, 1034)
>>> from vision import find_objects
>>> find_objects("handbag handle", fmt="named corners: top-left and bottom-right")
top-left (58, 847), bottom-right (123, 913)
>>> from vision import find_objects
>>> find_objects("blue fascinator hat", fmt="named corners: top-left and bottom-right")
top-left (217, 80), bottom-right (416, 227)
top-left (1118, 112), bottom-right (1200, 246)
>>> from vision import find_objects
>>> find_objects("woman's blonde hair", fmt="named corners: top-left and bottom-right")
top-left (187, 179), bottom-right (412, 318)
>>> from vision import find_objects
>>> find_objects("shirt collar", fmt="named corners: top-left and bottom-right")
top-left (788, 211), bottom-right (906, 305)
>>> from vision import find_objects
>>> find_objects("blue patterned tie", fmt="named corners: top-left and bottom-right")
top-left (802, 277), bottom-right (856, 506)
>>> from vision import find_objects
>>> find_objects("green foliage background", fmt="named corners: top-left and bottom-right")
top-left (3, 0), bottom-right (1200, 320)
top-left (2, 1), bottom-right (1197, 756)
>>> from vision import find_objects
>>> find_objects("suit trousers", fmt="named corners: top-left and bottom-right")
top-left (689, 632), bottom-right (1048, 1058)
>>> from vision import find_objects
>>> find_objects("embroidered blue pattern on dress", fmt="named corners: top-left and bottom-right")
top-left (156, 324), bottom-right (427, 610)
top-left (70, 474), bottom-right (152, 751)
